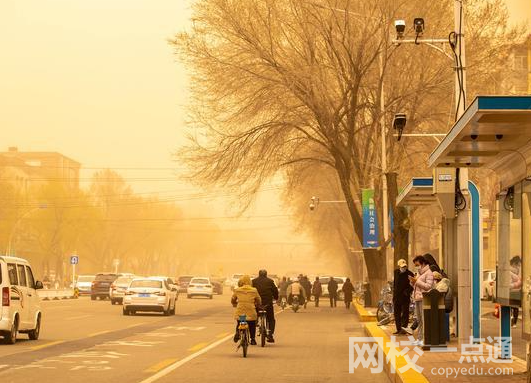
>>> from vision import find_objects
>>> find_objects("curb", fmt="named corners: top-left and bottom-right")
top-left (364, 322), bottom-right (429, 383)
top-left (353, 302), bottom-right (377, 322)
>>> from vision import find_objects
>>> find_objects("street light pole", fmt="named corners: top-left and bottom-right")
top-left (5, 204), bottom-right (47, 256)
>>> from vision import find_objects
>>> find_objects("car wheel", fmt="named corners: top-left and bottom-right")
top-left (3, 317), bottom-right (18, 345)
top-left (28, 315), bottom-right (41, 340)
top-left (91, 295), bottom-right (96, 301)
top-left (123, 308), bottom-right (129, 316)
top-left (187, 295), bottom-right (191, 299)
top-left (209, 295), bottom-right (213, 300)
top-left (131, 311), bottom-right (136, 316)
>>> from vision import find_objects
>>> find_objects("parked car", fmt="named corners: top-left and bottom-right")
top-left (91, 273), bottom-right (119, 300)
top-left (177, 275), bottom-right (193, 293)
top-left (110, 276), bottom-right (135, 305)
top-left (482, 269), bottom-right (496, 300)
top-left (187, 277), bottom-right (214, 299)
top-left (0, 256), bottom-right (44, 344)
top-left (123, 277), bottom-right (178, 316)
top-left (74, 275), bottom-right (95, 295)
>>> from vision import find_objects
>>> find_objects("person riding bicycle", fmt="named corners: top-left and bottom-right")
top-left (252, 270), bottom-right (279, 343)
top-left (278, 276), bottom-right (288, 306)
top-left (287, 277), bottom-right (307, 306)
top-left (231, 275), bottom-right (261, 345)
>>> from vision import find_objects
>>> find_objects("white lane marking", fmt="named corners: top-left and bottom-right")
top-left (99, 340), bottom-right (162, 347)
top-left (163, 326), bottom-right (205, 331)
top-left (65, 315), bottom-right (92, 320)
top-left (138, 334), bottom-right (233, 383)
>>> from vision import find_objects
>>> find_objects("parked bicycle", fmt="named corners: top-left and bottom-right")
top-left (353, 282), bottom-right (365, 305)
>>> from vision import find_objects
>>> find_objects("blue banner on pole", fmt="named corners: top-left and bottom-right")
top-left (362, 189), bottom-right (379, 248)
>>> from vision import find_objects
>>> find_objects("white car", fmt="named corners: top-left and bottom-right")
top-left (482, 269), bottom-right (496, 300)
top-left (229, 274), bottom-right (244, 291)
top-left (74, 275), bottom-right (95, 295)
top-left (110, 276), bottom-right (135, 305)
top-left (123, 277), bottom-right (178, 316)
top-left (0, 256), bottom-right (43, 344)
top-left (187, 277), bottom-right (214, 299)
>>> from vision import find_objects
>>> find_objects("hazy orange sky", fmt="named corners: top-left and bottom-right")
top-left (0, 0), bottom-right (529, 248)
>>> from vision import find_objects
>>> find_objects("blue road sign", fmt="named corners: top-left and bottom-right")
top-left (70, 255), bottom-right (79, 265)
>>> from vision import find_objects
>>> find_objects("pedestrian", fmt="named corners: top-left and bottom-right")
top-left (510, 255), bottom-right (522, 327)
top-left (312, 277), bottom-right (322, 307)
top-left (342, 278), bottom-right (354, 309)
top-left (231, 275), bottom-right (261, 345)
top-left (433, 271), bottom-right (452, 341)
top-left (328, 276), bottom-right (338, 308)
top-left (393, 259), bottom-right (413, 335)
top-left (404, 255), bottom-right (434, 346)
top-left (302, 276), bottom-right (312, 309)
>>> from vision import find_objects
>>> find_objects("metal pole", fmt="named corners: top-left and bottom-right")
top-left (379, 52), bottom-right (391, 281)
top-left (454, 0), bottom-right (467, 119)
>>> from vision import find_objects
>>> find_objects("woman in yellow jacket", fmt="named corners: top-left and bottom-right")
top-left (231, 275), bottom-right (261, 345)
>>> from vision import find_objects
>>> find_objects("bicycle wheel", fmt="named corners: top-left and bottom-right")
top-left (260, 317), bottom-right (266, 347)
top-left (241, 329), bottom-right (248, 357)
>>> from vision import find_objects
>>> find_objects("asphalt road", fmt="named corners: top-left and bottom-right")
top-left (0, 291), bottom-right (389, 383)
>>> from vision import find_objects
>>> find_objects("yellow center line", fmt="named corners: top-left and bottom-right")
top-left (30, 340), bottom-right (64, 350)
top-left (188, 342), bottom-right (209, 352)
top-left (89, 330), bottom-right (111, 337)
top-left (144, 358), bottom-right (178, 373)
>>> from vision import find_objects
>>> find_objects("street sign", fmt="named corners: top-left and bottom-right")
top-left (70, 255), bottom-right (79, 265)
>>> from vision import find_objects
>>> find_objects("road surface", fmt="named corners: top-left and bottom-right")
top-left (0, 292), bottom-right (388, 383)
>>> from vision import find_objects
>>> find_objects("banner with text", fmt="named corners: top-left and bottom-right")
top-left (362, 189), bottom-right (379, 248)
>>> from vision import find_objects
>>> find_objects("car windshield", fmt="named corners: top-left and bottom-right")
top-left (179, 276), bottom-right (192, 283)
top-left (319, 277), bottom-right (330, 284)
top-left (334, 278), bottom-right (345, 283)
top-left (115, 277), bottom-right (133, 285)
top-left (130, 280), bottom-right (162, 289)
top-left (191, 278), bottom-right (209, 284)
top-left (232, 274), bottom-right (243, 280)
top-left (77, 276), bottom-right (94, 282)
top-left (95, 274), bottom-right (117, 281)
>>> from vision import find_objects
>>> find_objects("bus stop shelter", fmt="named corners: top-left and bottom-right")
top-left (429, 95), bottom-right (531, 358)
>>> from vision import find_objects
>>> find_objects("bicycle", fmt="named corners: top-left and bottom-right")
top-left (236, 314), bottom-right (250, 357)
top-left (257, 305), bottom-right (269, 347)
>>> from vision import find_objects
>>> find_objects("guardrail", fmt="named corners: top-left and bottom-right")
top-left (37, 288), bottom-right (78, 300)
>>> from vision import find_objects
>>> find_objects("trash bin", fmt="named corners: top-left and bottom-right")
top-left (363, 283), bottom-right (371, 307)
top-left (422, 289), bottom-right (446, 349)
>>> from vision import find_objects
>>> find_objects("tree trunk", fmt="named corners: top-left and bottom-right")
top-left (387, 172), bottom-right (410, 266)
top-left (363, 248), bottom-right (386, 306)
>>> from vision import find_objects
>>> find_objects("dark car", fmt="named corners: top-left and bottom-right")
top-left (211, 279), bottom-right (224, 295)
top-left (177, 275), bottom-right (194, 293)
top-left (91, 273), bottom-right (119, 300)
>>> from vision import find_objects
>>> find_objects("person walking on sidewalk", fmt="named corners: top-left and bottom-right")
top-left (342, 278), bottom-right (354, 309)
top-left (328, 277), bottom-right (338, 308)
top-left (312, 277), bottom-right (322, 307)
top-left (406, 255), bottom-right (434, 346)
top-left (393, 259), bottom-right (413, 335)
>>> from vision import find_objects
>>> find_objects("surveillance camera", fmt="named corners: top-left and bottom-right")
top-left (413, 18), bottom-right (425, 35)
top-left (393, 113), bottom-right (407, 141)
top-left (394, 20), bottom-right (406, 38)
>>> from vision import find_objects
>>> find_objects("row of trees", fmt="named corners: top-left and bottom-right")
top-left (0, 169), bottom-right (220, 280)
top-left (174, 0), bottom-right (524, 299)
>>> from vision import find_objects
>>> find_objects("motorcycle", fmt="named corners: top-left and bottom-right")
top-left (292, 295), bottom-right (300, 313)
top-left (278, 296), bottom-right (287, 309)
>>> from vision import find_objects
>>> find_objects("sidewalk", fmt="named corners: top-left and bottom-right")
top-left (361, 308), bottom-right (527, 383)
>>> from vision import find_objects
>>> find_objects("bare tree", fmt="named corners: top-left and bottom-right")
top-left (173, 0), bottom-right (523, 298)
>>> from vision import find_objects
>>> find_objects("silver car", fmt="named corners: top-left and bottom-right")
top-left (109, 276), bottom-right (135, 305)
top-left (123, 277), bottom-right (178, 316)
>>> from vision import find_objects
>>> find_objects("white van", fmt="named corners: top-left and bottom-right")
top-left (0, 256), bottom-right (43, 344)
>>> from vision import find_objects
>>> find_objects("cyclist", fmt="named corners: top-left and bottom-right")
top-left (287, 277), bottom-right (307, 306)
top-left (252, 270), bottom-right (279, 343)
top-left (278, 276), bottom-right (288, 307)
top-left (231, 275), bottom-right (261, 345)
